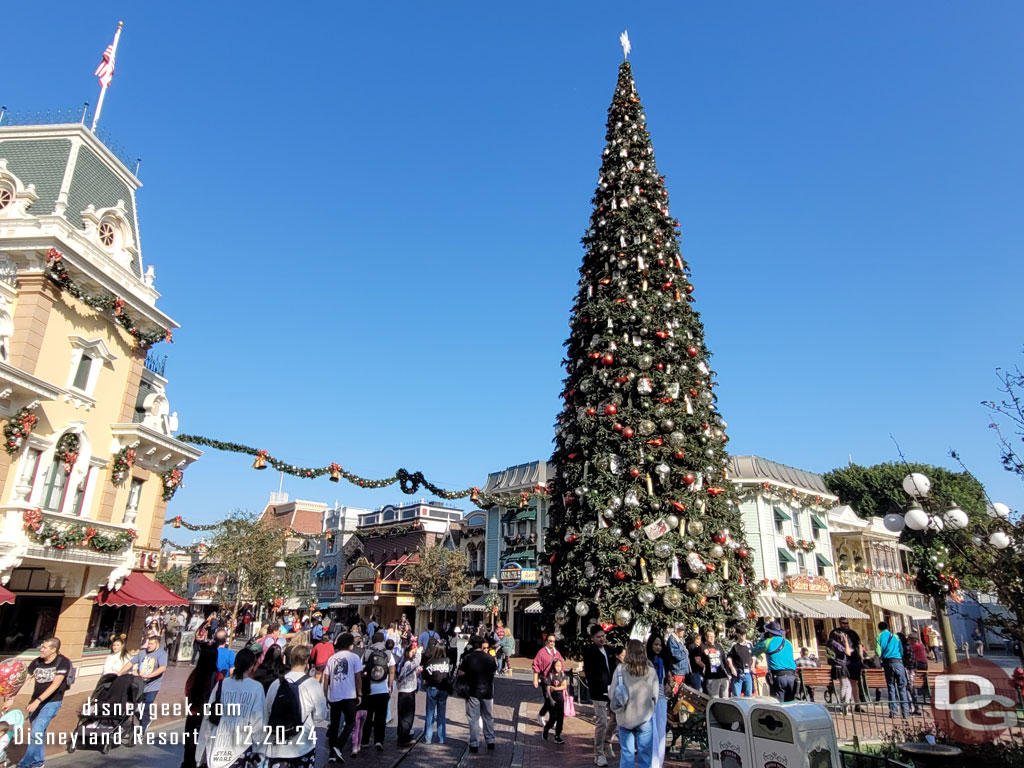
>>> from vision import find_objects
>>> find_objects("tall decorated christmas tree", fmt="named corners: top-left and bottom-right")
top-left (543, 40), bottom-right (756, 654)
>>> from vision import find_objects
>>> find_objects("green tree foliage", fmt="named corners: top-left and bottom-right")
top-left (205, 509), bottom-right (287, 618)
top-left (404, 545), bottom-right (471, 610)
top-left (822, 463), bottom-right (990, 601)
top-left (154, 565), bottom-right (186, 596)
top-left (543, 61), bottom-right (755, 655)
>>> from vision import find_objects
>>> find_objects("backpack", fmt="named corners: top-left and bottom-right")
top-left (62, 658), bottom-right (77, 689)
top-left (195, 625), bottom-right (208, 642)
top-left (365, 647), bottom-right (390, 683)
top-left (610, 667), bottom-right (629, 713)
top-left (268, 674), bottom-right (309, 738)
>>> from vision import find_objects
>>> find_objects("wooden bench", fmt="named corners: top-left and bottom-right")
top-left (798, 666), bottom-right (931, 704)
top-left (863, 667), bottom-right (931, 703)
top-left (796, 667), bottom-right (832, 701)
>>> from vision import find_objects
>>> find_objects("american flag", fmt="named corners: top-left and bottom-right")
top-left (94, 44), bottom-right (115, 88)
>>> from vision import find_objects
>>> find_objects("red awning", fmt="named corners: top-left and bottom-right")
top-left (96, 573), bottom-right (188, 607)
top-left (0, 585), bottom-right (13, 605)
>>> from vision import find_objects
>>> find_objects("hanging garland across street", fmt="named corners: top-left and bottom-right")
top-left (3, 408), bottom-right (39, 454)
top-left (46, 249), bottom-right (172, 349)
top-left (23, 508), bottom-right (135, 553)
top-left (168, 516), bottom-right (219, 531)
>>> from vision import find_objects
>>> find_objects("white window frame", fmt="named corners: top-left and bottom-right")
top-left (66, 336), bottom-right (117, 397)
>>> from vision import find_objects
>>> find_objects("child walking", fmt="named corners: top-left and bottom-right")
top-left (542, 658), bottom-right (568, 744)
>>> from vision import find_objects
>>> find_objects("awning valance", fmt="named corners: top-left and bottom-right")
top-left (777, 548), bottom-right (796, 563)
top-left (871, 593), bottom-right (932, 621)
top-left (503, 508), bottom-right (537, 523)
top-left (505, 548), bottom-right (536, 564)
top-left (0, 585), bottom-right (13, 606)
top-left (816, 553), bottom-right (833, 568)
top-left (773, 506), bottom-right (791, 522)
top-left (784, 596), bottom-right (869, 620)
top-left (524, 601), bottom-right (543, 614)
top-left (463, 595), bottom-right (488, 612)
top-left (96, 573), bottom-right (188, 607)
top-left (811, 514), bottom-right (827, 530)
top-left (756, 595), bottom-right (797, 618)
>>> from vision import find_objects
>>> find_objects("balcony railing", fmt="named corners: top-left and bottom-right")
top-left (836, 570), bottom-right (917, 592)
top-left (0, 505), bottom-right (135, 568)
top-left (504, 534), bottom-right (536, 547)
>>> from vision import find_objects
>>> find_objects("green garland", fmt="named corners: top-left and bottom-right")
top-left (3, 408), bottom-right (39, 454)
top-left (168, 515), bottom-right (219, 531)
top-left (177, 434), bottom-right (478, 500)
top-left (161, 468), bottom-right (184, 501)
top-left (46, 249), bottom-right (171, 349)
top-left (22, 508), bottom-right (135, 553)
top-left (111, 446), bottom-right (136, 485)
top-left (737, 481), bottom-right (839, 511)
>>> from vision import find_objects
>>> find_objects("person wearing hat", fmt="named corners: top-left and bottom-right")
top-left (752, 622), bottom-right (798, 702)
top-left (665, 623), bottom-right (690, 691)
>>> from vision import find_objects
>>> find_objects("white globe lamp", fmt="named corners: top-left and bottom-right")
top-left (989, 531), bottom-right (1011, 550)
top-left (902, 473), bottom-right (931, 499)
top-left (928, 516), bottom-right (945, 532)
top-left (904, 506), bottom-right (930, 531)
top-left (883, 513), bottom-right (906, 533)
top-left (990, 502), bottom-right (1011, 520)
top-left (943, 508), bottom-right (969, 530)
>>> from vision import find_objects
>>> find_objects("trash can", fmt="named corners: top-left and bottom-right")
top-left (707, 697), bottom-right (773, 768)
top-left (749, 701), bottom-right (840, 768)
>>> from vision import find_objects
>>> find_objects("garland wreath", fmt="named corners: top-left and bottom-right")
top-left (737, 481), bottom-right (840, 511)
top-left (3, 408), bottom-right (39, 454)
top-left (46, 249), bottom-right (172, 349)
top-left (111, 446), bottom-right (137, 485)
top-left (55, 433), bottom-right (80, 474)
top-left (162, 468), bottom-right (184, 501)
top-left (168, 516), bottom-right (218, 531)
top-left (784, 535), bottom-right (816, 552)
top-left (23, 508), bottom-right (135, 553)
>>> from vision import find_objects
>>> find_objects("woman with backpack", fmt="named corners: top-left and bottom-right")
top-left (395, 644), bottom-right (422, 746)
top-left (253, 646), bottom-right (288, 692)
top-left (197, 649), bottom-right (266, 768)
top-left (420, 641), bottom-right (452, 744)
top-left (265, 645), bottom-right (327, 768)
top-left (610, 640), bottom-right (660, 768)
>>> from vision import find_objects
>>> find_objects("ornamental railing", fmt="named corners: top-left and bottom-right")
top-left (836, 570), bottom-right (917, 592)
top-left (5, 506), bottom-right (136, 566)
top-left (0, 107), bottom-right (138, 172)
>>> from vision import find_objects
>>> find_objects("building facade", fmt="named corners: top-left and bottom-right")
top-left (730, 456), bottom-right (868, 657)
top-left (313, 504), bottom-right (368, 612)
top-left (0, 122), bottom-right (200, 673)
top-left (258, 494), bottom-right (327, 611)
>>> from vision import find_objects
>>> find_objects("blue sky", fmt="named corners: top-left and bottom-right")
top-left (5, 2), bottom-right (1023, 540)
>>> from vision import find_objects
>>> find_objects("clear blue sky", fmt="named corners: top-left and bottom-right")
top-left (6, 2), bottom-right (1023, 541)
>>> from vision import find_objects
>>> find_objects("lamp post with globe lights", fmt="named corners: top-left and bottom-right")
top-left (884, 471), bottom-right (1014, 665)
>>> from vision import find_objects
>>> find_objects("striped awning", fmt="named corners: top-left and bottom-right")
top-left (463, 595), bottom-right (488, 612)
top-left (756, 595), bottom-right (799, 618)
top-left (872, 593), bottom-right (932, 621)
top-left (784, 596), bottom-right (869, 620)
top-left (524, 601), bottom-right (543, 614)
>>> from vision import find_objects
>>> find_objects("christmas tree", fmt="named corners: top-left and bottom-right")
top-left (542, 45), bottom-right (756, 654)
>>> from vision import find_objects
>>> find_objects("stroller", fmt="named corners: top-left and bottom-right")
top-left (67, 673), bottom-right (146, 754)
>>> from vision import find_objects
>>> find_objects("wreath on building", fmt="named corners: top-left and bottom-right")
top-left (162, 468), bottom-right (184, 501)
top-left (22, 508), bottom-right (135, 553)
top-left (3, 408), bottom-right (39, 455)
top-left (111, 446), bottom-right (136, 485)
top-left (55, 433), bottom-right (81, 474)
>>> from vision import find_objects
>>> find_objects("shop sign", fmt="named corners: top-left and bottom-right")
top-left (345, 558), bottom-right (379, 583)
top-left (500, 563), bottom-right (524, 590)
top-left (520, 568), bottom-right (538, 584)
top-left (395, 595), bottom-right (415, 606)
top-left (342, 581), bottom-right (375, 595)
top-left (786, 574), bottom-right (833, 594)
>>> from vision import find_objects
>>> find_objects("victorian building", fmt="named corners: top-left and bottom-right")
top-left (0, 122), bottom-right (199, 672)
top-left (258, 493), bottom-right (327, 611)
top-left (312, 503), bottom-right (368, 614)
top-left (730, 455), bottom-right (868, 657)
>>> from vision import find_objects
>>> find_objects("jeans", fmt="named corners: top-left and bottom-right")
top-left (883, 661), bottom-right (910, 716)
top-left (328, 698), bottom-right (358, 756)
top-left (731, 673), bottom-right (753, 697)
top-left (686, 672), bottom-right (703, 692)
top-left (593, 699), bottom-right (617, 757)
top-left (652, 698), bottom-right (667, 768)
top-left (424, 687), bottom-right (448, 743)
top-left (618, 717), bottom-right (654, 768)
top-left (18, 700), bottom-right (61, 768)
top-left (361, 693), bottom-right (389, 746)
top-left (465, 696), bottom-right (494, 747)
top-left (397, 691), bottom-right (416, 744)
top-left (140, 690), bottom-right (159, 730)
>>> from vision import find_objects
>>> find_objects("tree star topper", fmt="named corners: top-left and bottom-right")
top-left (620, 30), bottom-right (631, 60)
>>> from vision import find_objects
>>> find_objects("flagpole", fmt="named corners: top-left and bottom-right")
top-left (91, 21), bottom-right (123, 133)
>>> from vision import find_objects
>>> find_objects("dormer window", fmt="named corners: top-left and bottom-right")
top-left (98, 219), bottom-right (117, 248)
top-left (0, 182), bottom-right (13, 212)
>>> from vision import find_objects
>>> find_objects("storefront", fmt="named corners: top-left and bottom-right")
top-left (757, 575), bottom-right (869, 658)
top-left (339, 557), bottom-right (416, 629)
top-left (498, 562), bottom-right (544, 655)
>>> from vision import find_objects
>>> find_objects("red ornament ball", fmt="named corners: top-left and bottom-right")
top-left (613, 422), bottom-right (623, 432)
top-left (622, 427), bottom-right (635, 439)
top-left (586, 407), bottom-right (597, 417)
top-left (629, 468), bottom-right (641, 479)
top-left (634, 519), bottom-right (643, 529)
top-left (674, 450), bottom-right (685, 460)
top-left (686, 346), bottom-right (699, 358)
top-left (683, 473), bottom-right (696, 485)
top-left (601, 353), bottom-right (615, 366)
top-left (738, 548), bottom-right (749, 559)
top-left (604, 404), bottom-right (618, 416)
top-left (713, 531), bottom-right (728, 544)
top-left (619, 545), bottom-right (630, 552)
top-left (614, 569), bottom-right (627, 581)
top-left (656, 362), bottom-right (664, 371)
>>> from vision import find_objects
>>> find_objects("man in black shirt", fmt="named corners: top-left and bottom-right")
top-left (18, 637), bottom-right (72, 768)
top-left (459, 636), bottom-right (497, 753)
top-left (686, 634), bottom-right (704, 692)
top-left (699, 629), bottom-right (730, 698)
top-left (582, 624), bottom-right (617, 766)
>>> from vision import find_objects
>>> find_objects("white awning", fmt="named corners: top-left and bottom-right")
top-left (524, 601), bottom-right (543, 614)
top-left (281, 597), bottom-right (303, 610)
top-left (756, 595), bottom-right (794, 618)
top-left (872, 593), bottom-right (932, 621)
top-left (785, 596), bottom-right (870, 620)
top-left (463, 595), bottom-right (488, 612)
top-left (327, 601), bottom-right (351, 609)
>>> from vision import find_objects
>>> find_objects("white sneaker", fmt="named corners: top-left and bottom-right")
top-left (536, 715), bottom-right (545, 727)
top-left (595, 756), bottom-right (608, 767)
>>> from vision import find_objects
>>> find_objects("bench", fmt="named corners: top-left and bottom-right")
top-left (798, 666), bottom-right (931, 705)
top-left (796, 667), bottom-right (833, 701)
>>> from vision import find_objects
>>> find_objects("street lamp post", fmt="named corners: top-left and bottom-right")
top-left (886, 472), bottom-right (1013, 667)
top-left (489, 575), bottom-right (499, 630)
